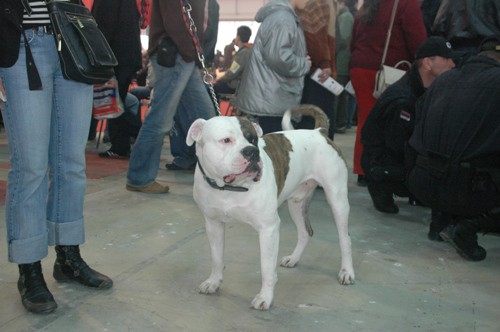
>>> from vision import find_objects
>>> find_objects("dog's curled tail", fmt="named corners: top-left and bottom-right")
top-left (281, 104), bottom-right (330, 133)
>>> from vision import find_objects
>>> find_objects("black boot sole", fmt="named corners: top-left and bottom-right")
top-left (21, 299), bottom-right (58, 314)
top-left (439, 227), bottom-right (487, 261)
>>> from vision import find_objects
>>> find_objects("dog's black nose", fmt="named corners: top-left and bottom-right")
top-left (241, 146), bottom-right (260, 162)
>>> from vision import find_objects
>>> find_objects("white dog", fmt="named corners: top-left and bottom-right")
top-left (186, 105), bottom-right (355, 310)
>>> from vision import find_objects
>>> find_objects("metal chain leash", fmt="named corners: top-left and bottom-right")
top-left (181, 1), bottom-right (221, 115)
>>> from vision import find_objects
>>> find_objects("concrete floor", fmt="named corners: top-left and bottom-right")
top-left (0, 127), bottom-right (499, 332)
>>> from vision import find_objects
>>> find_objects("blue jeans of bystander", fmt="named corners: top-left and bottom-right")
top-left (0, 28), bottom-right (92, 264)
top-left (127, 55), bottom-right (215, 186)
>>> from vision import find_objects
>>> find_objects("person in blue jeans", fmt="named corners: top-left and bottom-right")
top-left (126, 0), bottom-right (215, 193)
top-left (0, 0), bottom-right (113, 315)
top-left (168, 110), bottom-right (198, 171)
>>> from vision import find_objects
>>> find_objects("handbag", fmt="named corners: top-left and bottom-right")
top-left (372, 0), bottom-right (409, 99)
top-left (92, 77), bottom-right (124, 120)
top-left (45, 0), bottom-right (118, 84)
top-left (373, 60), bottom-right (411, 99)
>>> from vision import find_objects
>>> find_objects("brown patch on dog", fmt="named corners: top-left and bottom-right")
top-left (263, 134), bottom-right (292, 196)
top-left (237, 117), bottom-right (259, 146)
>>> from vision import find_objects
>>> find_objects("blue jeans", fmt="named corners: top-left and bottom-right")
top-left (170, 109), bottom-right (197, 169)
top-left (0, 28), bottom-right (93, 264)
top-left (127, 55), bottom-right (215, 186)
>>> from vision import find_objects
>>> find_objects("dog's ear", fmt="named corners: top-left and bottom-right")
top-left (253, 122), bottom-right (263, 138)
top-left (186, 118), bottom-right (206, 146)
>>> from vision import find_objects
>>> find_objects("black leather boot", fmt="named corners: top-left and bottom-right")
top-left (367, 182), bottom-right (399, 214)
top-left (53, 246), bottom-right (113, 289)
top-left (18, 262), bottom-right (57, 314)
top-left (439, 218), bottom-right (487, 261)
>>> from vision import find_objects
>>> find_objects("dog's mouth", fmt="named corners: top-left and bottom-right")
top-left (223, 160), bottom-right (263, 184)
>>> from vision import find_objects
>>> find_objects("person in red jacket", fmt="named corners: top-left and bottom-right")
top-left (349, 0), bottom-right (426, 186)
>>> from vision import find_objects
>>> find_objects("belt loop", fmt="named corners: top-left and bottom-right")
top-left (33, 26), bottom-right (52, 35)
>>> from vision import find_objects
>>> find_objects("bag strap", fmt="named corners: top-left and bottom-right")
top-left (21, 0), bottom-right (43, 90)
top-left (380, 0), bottom-right (400, 67)
top-left (22, 31), bottom-right (43, 91)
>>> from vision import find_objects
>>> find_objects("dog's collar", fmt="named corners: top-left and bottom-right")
top-left (197, 163), bottom-right (249, 192)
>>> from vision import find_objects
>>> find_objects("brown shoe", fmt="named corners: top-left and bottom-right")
top-left (126, 181), bottom-right (170, 194)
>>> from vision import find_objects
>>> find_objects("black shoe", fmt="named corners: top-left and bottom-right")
top-left (428, 210), bottom-right (452, 242)
top-left (367, 182), bottom-right (399, 214)
top-left (98, 150), bottom-right (129, 159)
top-left (18, 262), bottom-right (57, 314)
top-left (439, 219), bottom-right (487, 261)
top-left (53, 246), bottom-right (113, 289)
top-left (165, 162), bottom-right (196, 171)
top-left (357, 175), bottom-right (369, 187)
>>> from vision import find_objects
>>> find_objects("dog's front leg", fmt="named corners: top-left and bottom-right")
top-left (251, 221), bottom-right (280, 310)
top-left (199, 218), bottom-right (225, 294)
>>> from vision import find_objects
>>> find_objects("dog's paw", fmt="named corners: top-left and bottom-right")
top-left (198, 278), bottom-right (222, 294)
top-left (251, 293), bottom-right (273, 311)
top-left (280, 255), bottom-right (299, 268)
top-left (338, 268), bottom-right (355, 285)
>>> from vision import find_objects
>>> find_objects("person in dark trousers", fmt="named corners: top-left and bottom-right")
top-left (407, 36), bottom-right (500, 261)
top-left (92, 0), bottom-right (143, 159)
top-left (361, 37), bottom-right (455, 214)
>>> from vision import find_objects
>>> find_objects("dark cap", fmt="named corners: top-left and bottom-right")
top-left (479, 35), bottom-right (500, 52)
top-left (415, 36), bottom-right (453, 59)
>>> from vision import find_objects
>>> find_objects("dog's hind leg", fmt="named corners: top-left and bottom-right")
top-left (323, 183), bottom-right (355, 285)
top-left (280, 182), bottom-right (316, 268)
top-left (199, 218), bottom-right (225, 294)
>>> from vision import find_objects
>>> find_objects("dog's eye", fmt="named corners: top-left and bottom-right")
top-left (221, 138), bottom-right (232, 144)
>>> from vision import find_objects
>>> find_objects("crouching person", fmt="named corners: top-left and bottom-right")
top-left (407, 36), bottom-right (500, 261)
top-left (361, 37), bottom-right (455, 213)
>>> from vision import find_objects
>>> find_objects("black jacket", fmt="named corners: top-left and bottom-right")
top-left (0, 0), bottom-right (25, 68)
top-left (361, 64), bottom-right (425, 174)
top-left (409, 55), bottom-right (500, 164)
top-left (91, 0), bottom-right (142, 69)
top-left (407, 55), bottom-right (500, 215)
top-left (0, 0), bottom-right (88, 68)
top-left (432, 0), bottom-right (500, 49)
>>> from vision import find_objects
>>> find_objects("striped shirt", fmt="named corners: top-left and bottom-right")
top-left (23, 0), bottom-right (70, 28)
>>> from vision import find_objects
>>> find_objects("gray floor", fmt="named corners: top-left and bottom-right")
top-left (0, 127), bottom-right (499, 332)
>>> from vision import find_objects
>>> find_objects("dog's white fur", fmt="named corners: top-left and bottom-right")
top-left (186, 105), bottom-right (354, 310)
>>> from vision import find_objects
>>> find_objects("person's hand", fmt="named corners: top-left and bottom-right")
top-left (317, 67), bottom-right (332, 83)
top-left (0, 79), bottom-right (6, 111)
top-left (306, 55), bottom-right (312, 71)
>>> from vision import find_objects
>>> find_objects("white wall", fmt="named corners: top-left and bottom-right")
top-left (218, 0), bottom-right (266, 20)
top-left (215, 21), bottom-right (261, 54)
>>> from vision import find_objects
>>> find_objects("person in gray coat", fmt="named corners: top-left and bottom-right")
top-left (235, 0), bottom-right (311, 134)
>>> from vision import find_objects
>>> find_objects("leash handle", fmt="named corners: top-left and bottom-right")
top-left (180, 0), bottom-right (220, 115)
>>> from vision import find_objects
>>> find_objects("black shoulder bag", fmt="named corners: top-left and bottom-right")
top-left (45, 0), bottom-right (118, 84)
